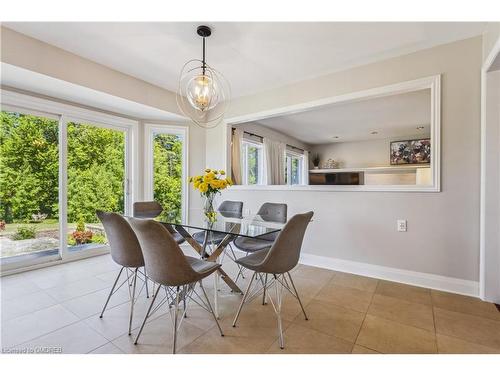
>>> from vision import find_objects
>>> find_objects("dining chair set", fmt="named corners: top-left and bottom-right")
top-left (97, 200), bottom-right (313, 353)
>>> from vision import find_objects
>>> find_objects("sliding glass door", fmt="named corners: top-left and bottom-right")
top-left (66, 121), bottom-right (127, 253)
top-left (0, 110), bottom-right (62, 267)
top-left (0, 93), bottom-right (135, 272)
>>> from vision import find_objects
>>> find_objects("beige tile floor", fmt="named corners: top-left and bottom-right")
top-left (1, 253), bottom-right (500, 354)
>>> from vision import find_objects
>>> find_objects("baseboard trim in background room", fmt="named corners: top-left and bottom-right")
top-left (299, 253), bottom-right (479, 297)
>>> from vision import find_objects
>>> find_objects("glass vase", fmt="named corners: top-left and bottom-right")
top-left (203, 193), bottom-right (217, 223)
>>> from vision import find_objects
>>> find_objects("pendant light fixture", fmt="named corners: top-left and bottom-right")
top-left (177, 25), bottom-right (230, 129)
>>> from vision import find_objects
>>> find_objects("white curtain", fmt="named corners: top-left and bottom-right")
top-left (264, 138), bottom-right (286, 185)
top-left (231, 128), bottom-right (243, 185)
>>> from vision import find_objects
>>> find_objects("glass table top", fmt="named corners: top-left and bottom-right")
top-left (160, 209), bottom-right (286, 239)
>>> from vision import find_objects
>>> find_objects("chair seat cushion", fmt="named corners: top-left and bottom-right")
top-left (235, 249), bottom-right (269, 271)
top-left (185, 256), bottom-right (220, 277)
top-left (233, 236), bottom-right (273, 253)
top-left (192, 230), bottom-right (226, 245)
top-left (172, 232), bottom-right (186, 245)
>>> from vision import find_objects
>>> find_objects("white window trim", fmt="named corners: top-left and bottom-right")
top-left (242, 139), bottom-right (264, 185)
top-left (285, 149), bottom-right (305, 185)
top-left (0, 89), bottom-right (139, 274)
top-left (143, 123), bottom-right (189, 225)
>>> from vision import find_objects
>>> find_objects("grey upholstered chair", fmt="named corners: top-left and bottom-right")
top-left (233, 202), bottom-right (287, 254)
top-left (192, 200), bottom-right (243, 245)
top-left (232, 211), bottom-right (313, 349)
top-left (96, 211), bottom-right (149, 336)
top-left (133, 201), bottom-right (185, 245)
top-left (128, 217), bottom-right (224, 354)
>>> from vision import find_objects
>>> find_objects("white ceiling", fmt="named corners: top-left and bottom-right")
top-left (4, 22), bottom-right (485, 98)
top-left (254, 89), bottom-right (431, 144)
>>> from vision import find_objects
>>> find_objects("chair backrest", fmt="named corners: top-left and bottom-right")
top-left (127, 217), bottom-right (198, 286)
top-left (133, 201), bottom-right (163, 219)
top-left (257, 202), bottom-right (287, 223)
top-left (258, 211), bottom-right (313, 274)
top-left (218, 200), bottom-right (243, 218)
top-left (96, 211), bottom-right (144, 268)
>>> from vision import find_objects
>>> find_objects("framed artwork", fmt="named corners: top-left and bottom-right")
top-left (390, 138), bottom-right (431, 165)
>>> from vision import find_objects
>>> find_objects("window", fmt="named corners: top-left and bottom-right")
top-left (1, 110), bottom-right (61, 265)
top-left (285, 151), bottom-right (304, 185)
top-left (66, 121), bottom-right (127, 252)
top-left (242, 140), bottom-right (264, 185)
top-left (1, 90), bottom-right (136, 271)
top-left (145, 124), bottom-right (188, 225)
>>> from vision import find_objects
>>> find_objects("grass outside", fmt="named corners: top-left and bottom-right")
top-left (2, 221), bottom-right (79, 234)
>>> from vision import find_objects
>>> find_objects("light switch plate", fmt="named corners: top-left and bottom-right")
top-left (397, 220), bottom-right (407, 232)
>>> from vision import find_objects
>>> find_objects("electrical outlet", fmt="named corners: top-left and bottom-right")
top-left (397, 220), bottom-right (407, 232)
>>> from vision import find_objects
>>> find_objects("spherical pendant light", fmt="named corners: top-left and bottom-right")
top-left (177, 25), bottom-right (230, 129)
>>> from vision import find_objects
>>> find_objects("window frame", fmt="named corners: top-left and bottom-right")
top-left (143, 123), bottom-right (189, 225)
top-left (0, 89), bottom-right (139, 274)
top-left (285, 149), bottom-right (305, 185)
top-left (241, 139), bottom-right (264, 185)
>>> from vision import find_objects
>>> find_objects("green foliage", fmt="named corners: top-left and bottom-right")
top-left (67, 122), bottom-right (124, 223)
top-left (0, 112), bottom-right (125, 224)
top-left (1, 112), bottom-right (59, 223)
top-left (91, 234), bottom-right (107, 244)
top-left (76, 217), bottom-right (85, 232)
top-left (11, 225), bottom-right (37, 241)
top-left (0, 111), bottom-right (182, 227)
top-left (153, 134), bottom-right (183, 223)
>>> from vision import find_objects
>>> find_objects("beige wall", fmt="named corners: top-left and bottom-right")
top-left (0, 26), bottom-right (181, 117)
top-left (215, 36), bottom-right (483, 284)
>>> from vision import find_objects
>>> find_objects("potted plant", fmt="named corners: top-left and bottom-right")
top-left (189, 169), bottom-right (233, 223)
top-left (312, 154), bottom-right (321, 169)
top-left (71, 217), bottom-right (93, 245)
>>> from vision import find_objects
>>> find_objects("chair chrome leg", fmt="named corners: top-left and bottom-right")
top-left (173, 286), bottom-right (180, 354)
top-left (286, 272), bottom-right (308, 320)
top-left (199, 281), bottom-right (224, 337)
top-left (144, 267), bottom-right (149, 298)
top-left (99, 267), bottom-right (124, 318)
top-left (232, 271), bottom-right (256, 327)
top-left (274, 274), bottom-right (285, 349)
top-left (262, 273), bottom-right (268, 305)
top-left (128, 268), bottom-right (138, 335)
top-left (134, 284), bottom-right (160, 345)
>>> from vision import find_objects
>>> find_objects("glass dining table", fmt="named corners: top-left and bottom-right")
top-left (160, 209), bottom-right (286, 317)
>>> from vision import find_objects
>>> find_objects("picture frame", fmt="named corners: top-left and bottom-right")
top-left (390, 138), bottom-right (431, 165)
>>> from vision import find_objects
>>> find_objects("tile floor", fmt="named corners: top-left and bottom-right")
top-left (1, 253), bottom-right (500, 354)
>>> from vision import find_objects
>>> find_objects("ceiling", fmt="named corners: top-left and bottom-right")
top-left (4, 22), bottom-right (485, 98)
top-left (253, 89), bottom-right (431, 144)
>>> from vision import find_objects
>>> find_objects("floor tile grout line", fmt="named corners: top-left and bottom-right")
top-left (351, 281), bottom-right (378, 350)
top-left (3, 315), bottom-right (90, 350)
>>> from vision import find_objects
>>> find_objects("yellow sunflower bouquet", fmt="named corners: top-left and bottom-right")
top-left (189, 169), bottom-right (233, 222)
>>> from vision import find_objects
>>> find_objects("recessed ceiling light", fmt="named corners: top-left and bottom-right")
top-left (370, 131), bottom-right (378, 135)
top-left (416, 126), bottom-right (425, 130)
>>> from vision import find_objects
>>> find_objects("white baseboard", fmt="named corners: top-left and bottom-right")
top-left (299, 252), bottom-right (479, 297)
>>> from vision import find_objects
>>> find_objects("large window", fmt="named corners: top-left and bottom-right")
top-left (66, 121), bottom-right (126, 252)
top-left (242, 140), bottom-right (264, 185)
top-left (285, 151), bottom-right (304, 185)
top-left (145, 124), bottom-right (187, 225)
top-left (1, 91), bottom-right (136, 271)
top-left (0, 111), bottom-right (61, 264)
top-left (153, 132), bottom-right (184, 223)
